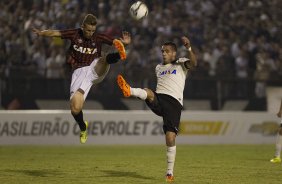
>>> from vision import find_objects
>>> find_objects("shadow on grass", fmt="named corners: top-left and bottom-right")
top-left (4, 169), bottom-right (61, 177)
top-left (100, 170), bottom-right (155, 180)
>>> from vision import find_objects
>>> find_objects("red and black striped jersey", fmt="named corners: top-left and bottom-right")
top-left (60, 28), bottom-right (113, 70)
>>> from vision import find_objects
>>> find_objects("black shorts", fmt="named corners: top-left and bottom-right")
top-left (145, 93), bottom-right (183, 134)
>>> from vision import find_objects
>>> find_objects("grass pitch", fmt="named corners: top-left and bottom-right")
top-left (0, 145), bottom-right (281, 184)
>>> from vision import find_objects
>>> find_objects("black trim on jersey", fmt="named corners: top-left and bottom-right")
top-left (170, 58), bottom-right (191, 70)
top-left (184, 60), bottom-right (191, 69)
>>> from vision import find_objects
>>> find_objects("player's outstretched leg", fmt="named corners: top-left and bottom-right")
top-left (117, 74), bottom-right (131, 97)
top-left (80, 121), bottom-right (88, 144)
top-left (113, 39), bottom-right (126, 60)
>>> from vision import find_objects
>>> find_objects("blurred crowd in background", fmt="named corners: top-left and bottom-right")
top-left (0, 0), bottom-right (281, 109)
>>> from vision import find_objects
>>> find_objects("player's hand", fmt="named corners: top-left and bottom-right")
top-left (181, 36), bottom-right (191, 49)
top-left (120, 31), bottom-right (131, 45)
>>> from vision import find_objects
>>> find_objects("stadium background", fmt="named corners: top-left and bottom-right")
top-left (0, 0), bottom-right (281, 110)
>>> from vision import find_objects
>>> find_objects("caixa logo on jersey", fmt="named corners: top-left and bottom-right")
top-left (160, 69), bottom-right (176, 76)
top-left (73, 45), bottom-right (97, 54)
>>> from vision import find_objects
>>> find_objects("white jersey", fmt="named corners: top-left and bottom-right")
top-left (155, 57), bottom-right (189, 105)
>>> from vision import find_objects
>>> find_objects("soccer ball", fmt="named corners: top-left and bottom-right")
top-left (129, 1), bottom-right (148, 20)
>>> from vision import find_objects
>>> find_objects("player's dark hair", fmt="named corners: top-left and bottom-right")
top-left (163, 42), bottom-right (177, 52)
top-left (82, 14), bottom-right (97, 26)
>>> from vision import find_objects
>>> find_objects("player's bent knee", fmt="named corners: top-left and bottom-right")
top-left (70, 102), bottom-right (83, 114)
top-left (71, 106), bottom-right (82, 115)
top-left (70, 90), bottom-right (85, 114)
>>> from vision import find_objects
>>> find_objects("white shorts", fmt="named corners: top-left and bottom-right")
top-left (70, 58), bottom-right (110, 100)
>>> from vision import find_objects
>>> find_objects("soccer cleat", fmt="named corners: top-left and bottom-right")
top-left (80, 121), bottom-right (88, 144)
top-left (270, 157), bottom-right (281, 163)
top-left (113, 39), bottom-right (126, 60)
top-left (166, 174), bottom-right (175, 183)
top-left (117, 74), bottom-right (131, 97)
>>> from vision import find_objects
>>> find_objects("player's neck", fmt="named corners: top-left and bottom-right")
top-left (163, 59), bottom-right (177, 65)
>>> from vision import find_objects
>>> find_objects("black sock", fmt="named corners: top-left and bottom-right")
top-left (72, 111), bottom-right (86, 131)
top-left (106, 53), bottom-right (121, 64)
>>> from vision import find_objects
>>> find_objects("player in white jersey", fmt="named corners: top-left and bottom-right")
top-left (270, 99), bottom-right (282, 163)
top-left (117, 36), bottom-right (196, 182)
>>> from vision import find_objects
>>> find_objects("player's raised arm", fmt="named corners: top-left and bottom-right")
top-left (32, 28), bottom-right (61, 37)
top-left (181, 36), bottom-right (197, 68)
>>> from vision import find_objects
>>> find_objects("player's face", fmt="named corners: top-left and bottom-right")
top-left (82, 24), bottom-right (96, 39)
top-left (161, 45), bottom-right (176, 64)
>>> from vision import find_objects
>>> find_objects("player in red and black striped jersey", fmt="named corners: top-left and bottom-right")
top-left (33, 14), bottom-right (131, 143)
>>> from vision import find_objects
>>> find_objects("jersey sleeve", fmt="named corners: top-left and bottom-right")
top-left (59, 29), bottom-right (78, 39)
top-left (97, 33), bottom-right (114, 45)
top-left (177, 57), bottom-right (190, 70)
top-left (183, 61), bottom-right (192, 70)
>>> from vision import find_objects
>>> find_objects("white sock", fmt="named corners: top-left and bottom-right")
top-left (275, 134), bottom-right (282, 157)
top-left (166, 146), bottom-right (176, 175)
top-left (130, 87), bottom-right (147, 100)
